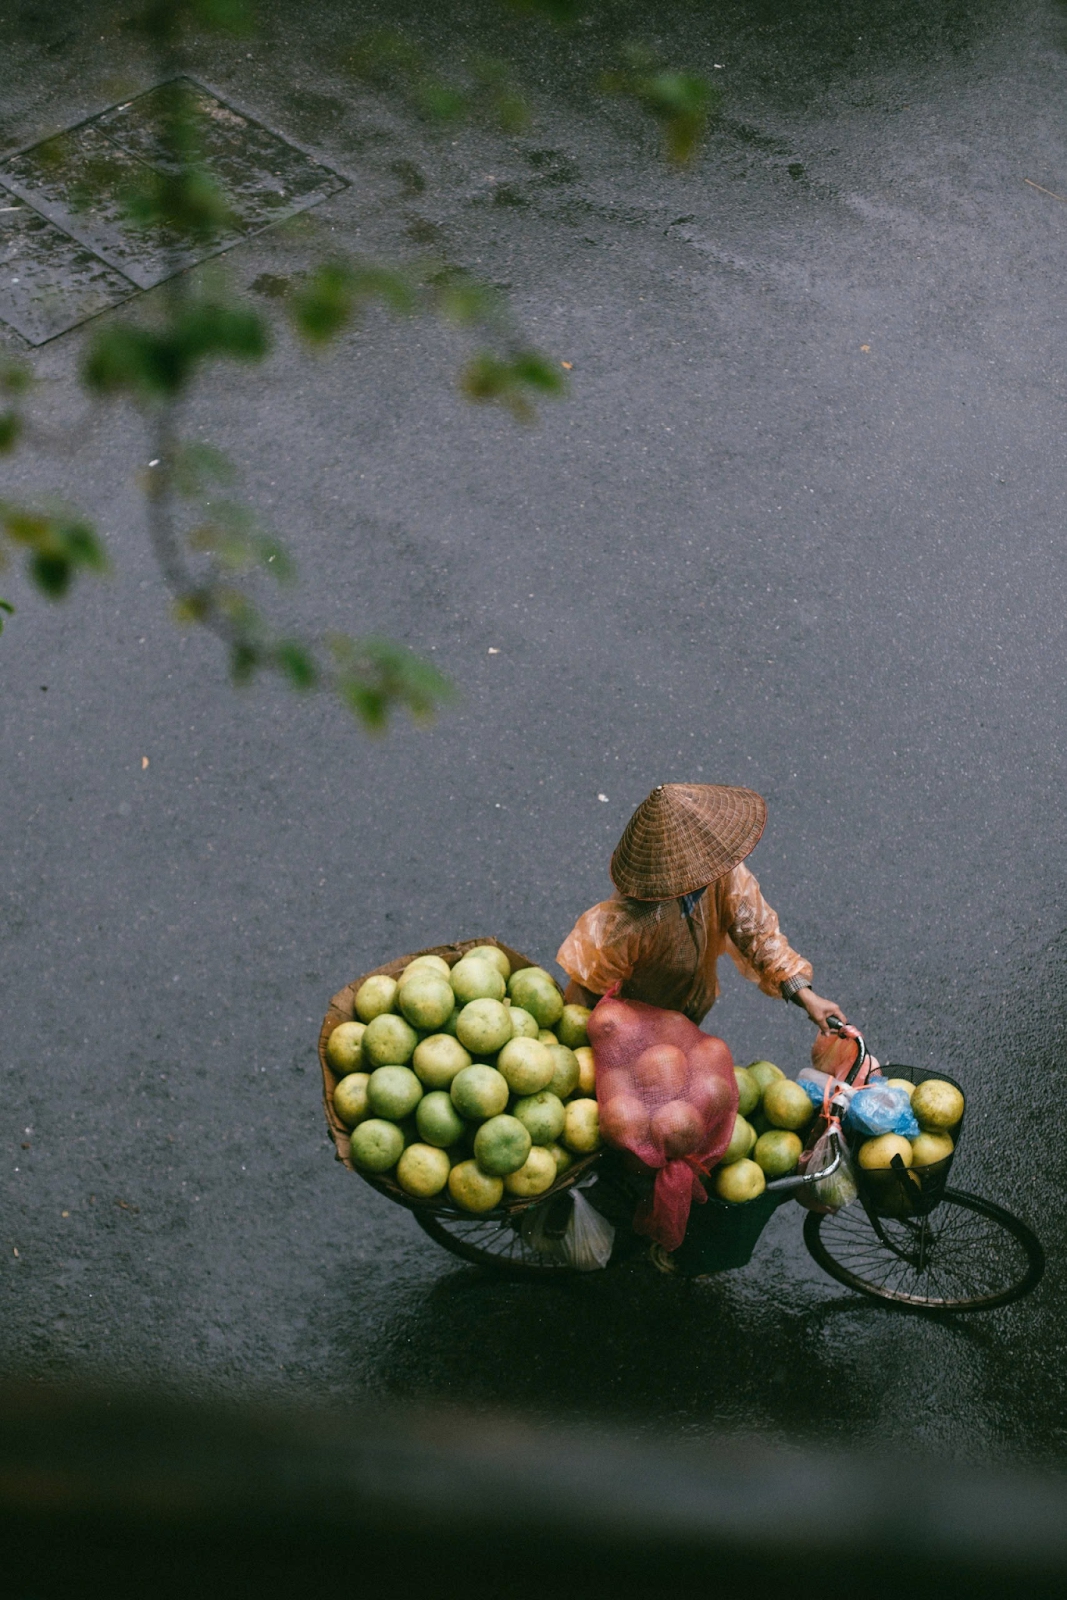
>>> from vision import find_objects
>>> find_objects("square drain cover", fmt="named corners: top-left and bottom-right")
top-left (0, 77), bottom-right (347, 345)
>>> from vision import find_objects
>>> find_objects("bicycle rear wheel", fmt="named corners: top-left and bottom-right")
top-left (803, 1188), bottom-right (1044, 1312)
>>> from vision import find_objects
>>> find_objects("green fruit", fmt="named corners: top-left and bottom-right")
top-left (557, 1004), bottom-right (591, 1050)
top-left (574, 1046), bottom-right (596, 1095)
top-left (474, 1114), bottom-right (532, 1176)
top-left (508, 1006), bottom-right (540, 1041)
top-left (412, 1033), bottom-right (471, 1089)
top-left (449, 956), bottom-right (506, 1004)
top-left (562, 1098), bottom-right (600, 1153)
top-left (397, 970), bottom-right (455, 1031)
top-left (350, 1118), bottom-right (404, 1172)
top-left (753, 1129), bottom-right (802, 1178)
top-left (465, 944), bottom-right (512, 980)
top-left (416, 1090), bottom-right (467, 1148)
top-left (858, 1133), bottom-right (914, 1170)
top-left (720, 1114), bottom-right (756, 1165)
top-left (887, 1077), bottom-right (916, 1099)
top-left (714, 1158), bottom-right (766, 1203)
top-left (455, 998), bottom-right (512, 1055)
top-left (538, 1029), bottom-right (559, 1045)
top-left (396, 1142), bottom-right (451, 1197)
top-left (545, 1141), bottom-right (572, 1176)
top-left (749, 1109), bottom-right (773, 1137)
top-left (762, 1078), bottom-right (816, 1133)
top-left (441, 1004), bottom-right (462, 1037)
top-left (512, 1090), bottom-right (566, 1146)
top-left (911, 1130), bottom-right (954, 1167)
top-left (354, 974), bottom-right (399, 1023)
top-left (366, 1065), bottom-right (423, 1120)
top-left (911, 1079), bottom-right (965, 1131)
top-left (450, 1064), bottom-right (510, 1121)
top-left (734, 1066), bottom-right (759, 1117)
top-left (497, 1037), bottom-right (554, 1095)
top-left (508, 967), bottom-right (564, 1028)
top-left (333, 1072), bottom-right (371, 1128)
top-left (746, 1059), bottom-right (785, 1095)
top-left (504, 1146), bottom-right (557, 1197)
top-left (400, 954), bottom-right (451, 981)
top-left (326, 1021), bottom-right (366, 1075)
top-left (546, 1044), bottom-right (580, 1100)
top-left (362, 1012), bottom-right (419, 1067)
top-left (447, 1160), bottom-right (503, 1213)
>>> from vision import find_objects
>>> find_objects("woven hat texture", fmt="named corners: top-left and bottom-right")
top-left (610, 783), bottom-right (767, 900)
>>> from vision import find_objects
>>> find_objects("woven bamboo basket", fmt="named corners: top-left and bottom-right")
top-left (319, 936), bottom-right (600, 1217)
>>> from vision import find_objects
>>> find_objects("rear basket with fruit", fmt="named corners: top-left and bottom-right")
top-left (319, 937), bottom-right (600, 1218)
top-left (851, 1063), bottom-right (966, 1219)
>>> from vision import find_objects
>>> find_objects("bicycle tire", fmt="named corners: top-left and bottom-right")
top-left (803, 1188), bottom-right (1044, 1311)
top-left (415, 1186), bottom-right (642, 1279)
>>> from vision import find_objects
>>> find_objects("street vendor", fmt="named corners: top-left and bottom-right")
top-left (558, 782), bottom-right (845, 1034)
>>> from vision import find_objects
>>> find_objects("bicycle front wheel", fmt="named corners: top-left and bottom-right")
top-left (803, 1188), bottom-right (1044, 1312)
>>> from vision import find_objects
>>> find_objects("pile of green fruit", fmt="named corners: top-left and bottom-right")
top-left (854, 1076), bottom-right (965, 1173)
top-left (325, 946), bottom-right (600, 1214)
top-left (711, 1059), bottom-right (816, 1204)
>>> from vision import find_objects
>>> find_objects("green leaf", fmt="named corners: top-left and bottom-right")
top-left (274, 640), bottom-right (318, 689)
top-left (0, 411), bottom-right (22, 453)
top-left (460, 349), bottom-right (566, 421)
top-left (602, 51), bottom-right (719, 164)
top-left (0, 502), bottom-right (107, 599)
top-left (0, 597), bottom-right (13, 633)
top-left (173, 442), bottom-right (237, 496)
top-left (83, 301), bottom-right (269, 399)
top-left (291, 261), bottom-right (416, 345)
top-left (330, 633), bottom-right (455, 730)
top-left (0, 358), bottom-right (31, 398)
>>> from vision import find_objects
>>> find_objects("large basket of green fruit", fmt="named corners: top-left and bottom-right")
top-left (319, 938), bottom-right (601, 1218)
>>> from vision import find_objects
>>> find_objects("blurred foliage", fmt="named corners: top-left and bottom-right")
top-left (0, 503), bottom-right (108, 599)
top-left (603, 45), bottom-right (720, 163)
top-left (330, 635), bottom-right (457, 732)
top-left (504, 0), bottom-right (586, 20)
top-left (346, 30), bottom-right (530, 133)
top-left (460, 350), bottom-right (567, 422)
top-left (83, 297), bottom-right (269, 400)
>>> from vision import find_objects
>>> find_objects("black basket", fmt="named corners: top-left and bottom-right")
top-left (849, 1063), bottom-right (965, 1219)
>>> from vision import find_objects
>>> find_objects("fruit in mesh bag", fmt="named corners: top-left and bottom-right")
top-left (599, 1092), bottom-right (650, 1147)
top-left (911, 1079), bottom-right (964, 1131)
top-left (650, 1099), bottom-right (704, 1158)
top-left (633, 1044), bottom-right (688, 1097)
top-left (688, 1072), bottom-right (735, 1124)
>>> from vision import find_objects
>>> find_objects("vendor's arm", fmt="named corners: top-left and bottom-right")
top-left (722, 863), bottom-right (847, 1032)
top-left (556, 899), bottom-right (642, 1006)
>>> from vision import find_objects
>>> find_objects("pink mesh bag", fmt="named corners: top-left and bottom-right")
top-left (588, 993), bottom-right (738, 1251)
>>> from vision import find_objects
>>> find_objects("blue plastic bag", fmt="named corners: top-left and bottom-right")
top-left (844, 1083), bottom-right (920, 1140)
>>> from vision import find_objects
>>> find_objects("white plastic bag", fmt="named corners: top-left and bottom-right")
top-left (794, 1123), bottom-right (858, 1215)
top-left (562, 1190), bottom-right (615, 1271)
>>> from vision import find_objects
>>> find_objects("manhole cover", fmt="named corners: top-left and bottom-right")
top-left (0, 77), bottom-right (348, 345)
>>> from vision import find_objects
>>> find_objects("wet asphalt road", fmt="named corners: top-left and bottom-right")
top-left (1, 0), bottom-right (1065, 1466)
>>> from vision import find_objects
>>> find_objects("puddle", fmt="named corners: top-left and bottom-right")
top-left (0, 77), bottom-right (348, 345)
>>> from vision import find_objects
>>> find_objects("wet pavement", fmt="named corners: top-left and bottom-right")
top-left (1, 0), bottom-right (1065, 1466)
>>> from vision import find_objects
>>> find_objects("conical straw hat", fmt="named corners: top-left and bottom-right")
top-left (610, 783), bottom-right (767, 900)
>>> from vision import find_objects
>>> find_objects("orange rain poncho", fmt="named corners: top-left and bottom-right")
top-left (557, 862), bottom-right (812, 1025)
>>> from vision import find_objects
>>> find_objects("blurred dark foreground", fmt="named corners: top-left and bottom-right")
top-left (1, 1383), bottom-right (1065, 1598)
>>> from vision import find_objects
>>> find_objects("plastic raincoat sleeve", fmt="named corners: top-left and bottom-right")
top-left (720, 864), bottom-right (813, 999)
top-left (556, 900), bottom-right (644, 997)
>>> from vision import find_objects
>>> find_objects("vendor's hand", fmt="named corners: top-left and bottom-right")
top-left (797, 989), bottom-right (846, 1034)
